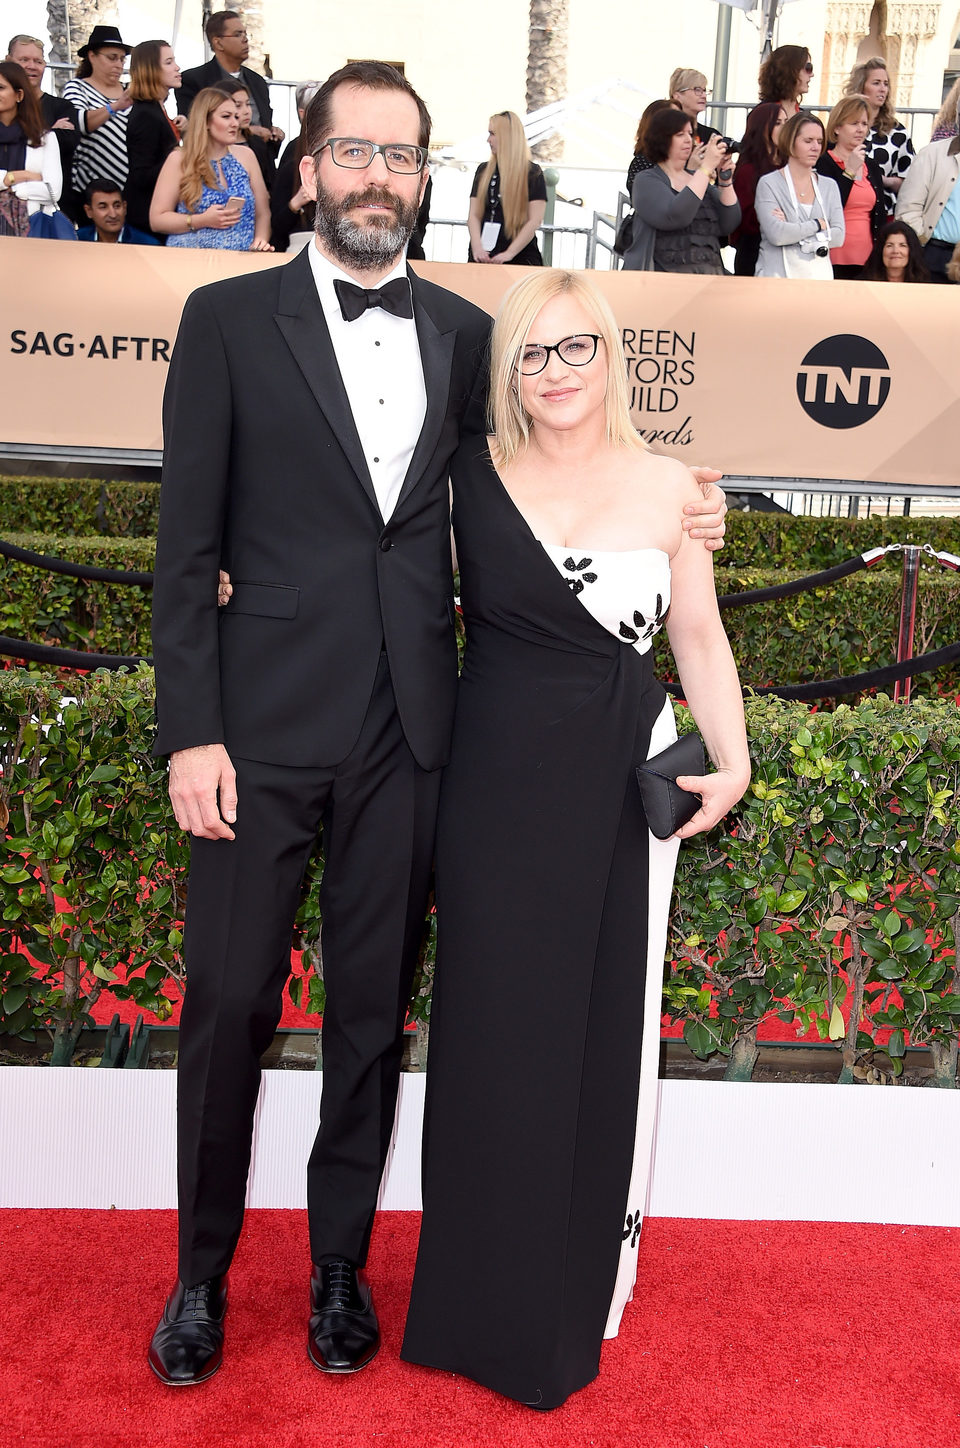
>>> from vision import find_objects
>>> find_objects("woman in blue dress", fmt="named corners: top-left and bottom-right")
top-left (150, 86), bottom-right (272, 250)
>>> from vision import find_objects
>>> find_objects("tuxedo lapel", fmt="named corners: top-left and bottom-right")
top-left (394, 269), bottom-right (456, 513)
top-left (273, 250), bottom-right (380, 516)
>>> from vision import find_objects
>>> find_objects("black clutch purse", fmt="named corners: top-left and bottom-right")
top-left (635, 732), bottom-right (706, 839)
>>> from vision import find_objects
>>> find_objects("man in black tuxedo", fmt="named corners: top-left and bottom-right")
top-left (148, 59), bottom-right (727, 1388)
top-left (178, 9), bottom-right (282, 149)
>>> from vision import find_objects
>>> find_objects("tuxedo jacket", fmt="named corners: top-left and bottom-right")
top-left (178, 59), bottom-right (273, 131)
top-left (151, 249), bottom-right (491, 771)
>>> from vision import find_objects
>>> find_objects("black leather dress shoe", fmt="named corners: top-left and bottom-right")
top-left (307, 1260), bottom-right (380, 1374)
top-left (148, 1276), bottom-right (228, 1386)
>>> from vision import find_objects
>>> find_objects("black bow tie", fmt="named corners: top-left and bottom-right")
top-left (333, 277), bottom-right (413, 322)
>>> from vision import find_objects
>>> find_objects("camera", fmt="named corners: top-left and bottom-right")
top-left (719, 137), bottom-right (741, 154)
top-left (799, 231), bottom-right (829, 258)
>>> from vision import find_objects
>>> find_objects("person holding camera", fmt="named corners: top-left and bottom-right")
top-left (754, 111), bottom-right (844, 278)
top-left (622, 107), bottom-right (740, 273)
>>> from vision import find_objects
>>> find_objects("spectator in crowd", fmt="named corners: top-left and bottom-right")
top-left (931, 79), bottom-right (960, 141)
top-left (859, 217), bottom-right (930, 281)
top-left (816, 95), bottom-right (885, 277)
top-left (755, 112), bottom-right (844, 278)
top-left (468, 110), bottom-right (546, 265)
top-left (270, 78), bottom-right (320, 251)
top-left (947, 242), bottom-right (960, 280)
top-left (77, 176), bottom-right (158, 243)
top-left (623, 107), bottom-right (739, 273)
top-left (896, 98), bottom-right (960, 282)
top-left (668, 67), bottom-right (721, 157)
top-left (0, 59), bottom-right (61, 235)
top-left (62, 24), bottom-right (133, 220)
top-left (215, 76), bottom-right (275, 192)
top-left (125, 40), bottom-right (183, 240)
top-left (178, 10), bottom-right (283, 153)
top-left (150, 86), bottom-right (272, 250)
top-left (627, 98), bottom-right (678, 193)
top-left (758, 44), bottom-right (814, 118)
top-left (844, 57), bottom-right (914, 214)
top-left (406, 170), bottom-right (432, 260)
top-left (6, 34), bottom-right (78, 211)
top-left (731, 101), bottom-right (786, 274)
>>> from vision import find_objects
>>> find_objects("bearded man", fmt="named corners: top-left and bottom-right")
top-left (148, 60), bottom-right (726, 1387)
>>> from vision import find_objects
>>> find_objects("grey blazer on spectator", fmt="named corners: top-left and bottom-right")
top-left (754, 167), bottom-right (845, 278)
top-left (623, 163), bottom-right (741, 272)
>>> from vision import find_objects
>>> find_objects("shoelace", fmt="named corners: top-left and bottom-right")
top-left (321, 1262), bottom-right (356, 1310)
top-left (181, 1281), bottom-right (216, 1320)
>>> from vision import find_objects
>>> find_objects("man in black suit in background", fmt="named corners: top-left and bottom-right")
top-left (148, 59), bottom-right (727, 1389)
top-left (177, 10), bottom-right (283, 149)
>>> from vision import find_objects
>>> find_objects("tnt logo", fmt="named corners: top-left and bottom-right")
top-left (796, 334), bottom-right (891, 429)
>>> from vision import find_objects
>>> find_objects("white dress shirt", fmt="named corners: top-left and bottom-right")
top-left (307, 242), bottom-right (427, 522)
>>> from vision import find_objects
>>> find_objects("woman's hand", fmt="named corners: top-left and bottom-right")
top-left (250, 237), bottom-right (274, 251)
top-left (701, 134), bottom-right (729, 173)
top-left (173, 114), bottom-right (188, 134)
top-left (846, 144), bottom-right (867, 175)
top-left (472, 245), bottom-right (491, 262)
top-left (672, 767), bottom-right (750, 840)
top-left (201, 203), bottom-right (238, 230)
top-left (771, 205), bottom-right (786, 221)
top-left (218, 571), bottom-right (233, 606)
top-left (488, 252), bottom-right (509, 263)
top-left (289, 184), bottom-right (311, 211)
top-left (115, 86), bottom-right (133, 112)
top-left (52, 117), bottom-right (75, 130)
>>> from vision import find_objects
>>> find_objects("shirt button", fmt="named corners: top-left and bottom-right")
top-left (379, 536), bottom-right (393, 552)
top-left (379, 398), bottom-right (385, 405)
top-left (373, 456), bottom-right (380, 463)
top-left (375, 340), bottom-right (381, 346)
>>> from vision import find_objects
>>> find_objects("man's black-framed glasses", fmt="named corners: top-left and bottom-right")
top-left (320, 137), bottom-right (427, 175)
top-left (519, 334), bottom-right (603, 375)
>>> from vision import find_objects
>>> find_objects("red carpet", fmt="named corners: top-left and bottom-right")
top-left (2, 1211), bottom-right (958, 1448)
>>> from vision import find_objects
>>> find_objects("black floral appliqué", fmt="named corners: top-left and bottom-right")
top-left (622, 1210), bottom-right (642, 1248)
top-left (618, 593), bottom-right (670, 643)
top-left (562, 556), bottom-right (598, 596)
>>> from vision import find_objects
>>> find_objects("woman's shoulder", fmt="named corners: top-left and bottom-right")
top-left (62, 77), bottom-right (96, 101)
top-left (635, 451), bottom-right (700, 502)
top-left (755, 167), bottom-right (782, 194)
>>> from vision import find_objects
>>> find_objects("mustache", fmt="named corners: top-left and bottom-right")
top-left (340, 185), bottom-right (400, 211)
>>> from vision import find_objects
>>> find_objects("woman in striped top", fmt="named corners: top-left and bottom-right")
top-left (62, 24), bottom-right (133, 203)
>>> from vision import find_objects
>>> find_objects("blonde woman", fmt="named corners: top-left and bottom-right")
top-left (844, 57), bottom-right (914, 213)
top-left (816, 95), bottom-right (886, 277)
top-left (468, 109), bottom-right (546, 264)
top-left (149, 86), bottom-right (272, 250)
top-left (931, 78), bottom-right (960, 141)
top-left (668, 65), bottom-right (721, 153)
top-left (401, 269), bottom-right (749, 1410)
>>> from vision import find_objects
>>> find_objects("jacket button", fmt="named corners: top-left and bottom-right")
top-left (379, 536), bottom-right (393, 552)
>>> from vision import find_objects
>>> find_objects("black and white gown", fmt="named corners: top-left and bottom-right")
top-left (401, 441), bottom-right (681, 1409)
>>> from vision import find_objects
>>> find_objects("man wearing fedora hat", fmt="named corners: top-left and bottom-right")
top-left (178, 11), bottom-right (282, 150)
top-left (61, 25), bottom-right (133, 221)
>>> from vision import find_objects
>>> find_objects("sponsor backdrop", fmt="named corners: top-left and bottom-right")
top-left (2, 237), bottom-right (958, 485)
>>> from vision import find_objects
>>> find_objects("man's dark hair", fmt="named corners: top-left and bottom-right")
top-left (84, 176), bottom-right (124, 204)
top-left (206, 10), bottom-right (241, 43)
top-left (303, 61), bottom-right (431, 157)
top-left (643, 107), bottom-right (696, 164)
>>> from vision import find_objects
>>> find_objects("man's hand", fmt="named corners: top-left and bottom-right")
top-left (169, 744), bottom-right (237, 841)
top-left (685, 467), bottom-right (727, 551)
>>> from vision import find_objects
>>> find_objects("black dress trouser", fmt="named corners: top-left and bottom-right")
top-left (176, 654), bottom-right (441, 1285)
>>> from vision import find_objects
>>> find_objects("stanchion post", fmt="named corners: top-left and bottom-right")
top-left (893, 545), bottom-right (920, 703)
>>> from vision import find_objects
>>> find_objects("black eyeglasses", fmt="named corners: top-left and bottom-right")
top-left (802, 62), bottom-right (814, 73)
top-left (519, 334), bottom-right (603, 375)
top-left (320, 137), bottom-right (427, 175)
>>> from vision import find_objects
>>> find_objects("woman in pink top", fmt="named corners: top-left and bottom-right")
top-left (816, 95), bottom-right (885, 278)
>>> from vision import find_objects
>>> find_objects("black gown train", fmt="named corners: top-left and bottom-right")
top-left (401, 440), bottom-right (681, 1409)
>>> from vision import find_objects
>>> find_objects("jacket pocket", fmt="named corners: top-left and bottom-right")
top-left (224, 581), bottom-right (300, 619)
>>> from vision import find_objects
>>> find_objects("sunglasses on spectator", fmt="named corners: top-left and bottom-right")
top-left (802, 62), bottom-right (814, 73)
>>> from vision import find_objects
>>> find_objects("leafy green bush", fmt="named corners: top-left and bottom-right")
top-left (0, 478), bottom-right (160, 538)
top-left (722, 512), bottom-right (959, 570)
top-left (0, 534), bottom-right (153, 657)
top-left (667, 694), bottom-right (960, 1084)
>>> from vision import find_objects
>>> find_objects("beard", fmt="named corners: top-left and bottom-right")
top-left (313, 181), bottom-right (421, 272)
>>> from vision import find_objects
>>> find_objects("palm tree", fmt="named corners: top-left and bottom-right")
top-left (526, 0), bottom-right (568, 162)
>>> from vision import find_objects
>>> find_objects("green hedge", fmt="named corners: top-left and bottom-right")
top-left (1, 673), bottom-right (955, 1081)
top-left (2, 536), bottom-right (956, 695)
top-left (722, 511), bottom-right (958, 569)
top-left (0, 478), bottom-right (160, 538)
top-left (1, 474), bottom-right (956, 565)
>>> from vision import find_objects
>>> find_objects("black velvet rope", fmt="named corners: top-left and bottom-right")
top-left (716, 553), bottom-right (868, 609)
top-left (0, 538), bottom-right (153, 587)
top-left (663, 641), bottom-right (960, 701)
top-left (0, 636), bottom-right (149, 669)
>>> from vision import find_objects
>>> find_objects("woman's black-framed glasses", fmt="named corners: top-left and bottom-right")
top-left (320, 137), bottom-right (427, 174)
top-left (519, 334), bottom-right (603, 375)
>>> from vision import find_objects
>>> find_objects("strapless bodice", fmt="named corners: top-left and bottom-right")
top-left (539, 543), bottom-right (671, 656)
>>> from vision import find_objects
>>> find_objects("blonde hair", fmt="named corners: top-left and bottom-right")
top-left (179, 87), bottom-right (235, 211)
top-left (933, 77), bottom-right (960, 136)
top-left (845, 57), bottom-right (895, 133)
top-left (129, 39), bottom-right (171, 103)
top-left (825, 93), bottom-right (869, 145)
top-left (6, 34), bottom-right (44, 57)
top-left (488, 270), bottom-right (646, 467)
top-left (477, 110), bottom-right (532, 241)
top-left (669, 68), bottom-right (707, 98)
